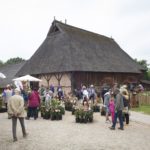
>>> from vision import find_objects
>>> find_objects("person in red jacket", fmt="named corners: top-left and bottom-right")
top-left (26, 88), bottom-right (40, 120)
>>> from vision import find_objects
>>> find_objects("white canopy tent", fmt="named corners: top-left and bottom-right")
top-left (13, 75), bottom-right (42, 82)
top-left (0, 72), bottom-right (6, 79)
top-left (13, 75), bottom-right (42, 90)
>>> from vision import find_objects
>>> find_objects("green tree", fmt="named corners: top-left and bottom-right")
top-left (135, 59), bottom-right (149, 71)
top-left (5, 57), bottom-right (25, 65)
top-left (0, 60), bottom-right (4, 67)
top-left (147, 69), bottom-right (150, 80)
top-left (135, 59), bottom-right (150, 80)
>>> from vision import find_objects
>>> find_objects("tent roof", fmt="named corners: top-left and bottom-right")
top-left (13, 74), bottom-right (41, 82)
top-left (0, 62), bottom-right (26, 88)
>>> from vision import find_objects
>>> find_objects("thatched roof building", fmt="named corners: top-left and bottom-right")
top-left (0, 62), bottom-right (25, 88)
top-left (16, 20), bottom-right (144, 91)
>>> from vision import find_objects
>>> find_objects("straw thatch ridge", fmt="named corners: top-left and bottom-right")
top-left (16, 20), bottom-right (144, 76)
top-left (0, 62), bottom-right (26, 88)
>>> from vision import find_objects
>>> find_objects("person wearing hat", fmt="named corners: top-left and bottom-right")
top-left (88, 84), bottom-right (96, 103)
top-left (8, 88), bottom-right (28, 142)
top-left (120, 86), bottom-right (130, 125)
top-left (109, 88), bottom-right (124, 130)
top-left (82, 85), bottom-right (89, 100)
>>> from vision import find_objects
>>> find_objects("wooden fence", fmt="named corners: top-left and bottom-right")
top-left (135, 93), bottom-right (150, 105)
top-left (129, 92), bottom-right (150, 107)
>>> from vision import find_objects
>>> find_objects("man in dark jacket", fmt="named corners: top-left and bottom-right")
top-left (110, 88), bottom-right (124, 130)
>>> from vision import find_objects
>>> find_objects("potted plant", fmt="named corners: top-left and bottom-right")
top-left (50, 99), bottom-right (64, 120)
top-left (75, 108), bottom-right (94, 123)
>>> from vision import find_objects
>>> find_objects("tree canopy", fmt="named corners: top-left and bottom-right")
top-left (135, 59), bottom-right (149, 71)
top-left (0, 57), bottom-right (25, 67)
top-left (135, 59), bottom-right (150, 80)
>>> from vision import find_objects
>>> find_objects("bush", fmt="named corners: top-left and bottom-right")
top-left (75, 108), bottom-right (93, 123)
top-left (40, 99), bottom-right (65, 120)
top-left (65, 101), bottom-right (73, 111)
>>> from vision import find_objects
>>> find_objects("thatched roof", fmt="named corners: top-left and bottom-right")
top-left (140, 80), bottom-right (150, 85)
top-left (16, 20), bottom-right (144, 76)
top-left (0, 62), bottom-right (25, 88)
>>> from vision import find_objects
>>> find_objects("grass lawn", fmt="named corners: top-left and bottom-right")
top-left (132, 105), bottom-right (150, 115)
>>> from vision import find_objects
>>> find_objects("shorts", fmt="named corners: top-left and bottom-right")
top-left (106, 106), bottom-right (110, 113)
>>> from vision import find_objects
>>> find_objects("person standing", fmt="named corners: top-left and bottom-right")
top-left (57, 85), bottom-right (63, 100)
top-left (82, 86), bottom-right (89, 100)
top-left (39, 85), bottom-right (46, 102)
top-left (50, 84), bottom-right (55, 93)
top-left (26, 88), bottom-right (40, 120)
top-left (120, 85), bottom-right (130, 125)
top-left (109, 95), bottom-right (115, 123)
top-left (104, 90), bottom-right (111, 123)
top-left (3, 85), bottom-right (13, 110)
top-left (8, 88), bottom-right (28, 142)
top-left (110, 88), bottom-right (124, 130)
top-left (88, 85), bottom-right (96, 103)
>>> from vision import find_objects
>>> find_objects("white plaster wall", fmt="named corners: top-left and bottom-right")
top-left (39, 73), bottom-right (71, 95)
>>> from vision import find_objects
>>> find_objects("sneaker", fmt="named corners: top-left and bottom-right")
top-left (118, 127), bottom-right (124, 130)
top-left (109, 126), bottom-right (115, 130)
top-left (13, 138), bottom-right (18, 142)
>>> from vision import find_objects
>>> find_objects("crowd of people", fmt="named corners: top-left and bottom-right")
top-left (74, 83), bottom-right (130, 130)
top-left (0, 82), bottom-right (144, 142)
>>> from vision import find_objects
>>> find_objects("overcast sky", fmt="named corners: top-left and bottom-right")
top-left (0, 0), bottom-right (150, 63)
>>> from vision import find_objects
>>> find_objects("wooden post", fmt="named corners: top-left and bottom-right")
top-left (54, 73), bottom-right (63, 86)
top-left (70, 72), bottom-right (75, 93)
top-left (42, 74), bottom-right (53, 88)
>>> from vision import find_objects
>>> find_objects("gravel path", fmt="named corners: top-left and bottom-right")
top-left (130, 111), bottom-right (150, 125)
top-left (0, 111), bottom-right (150, 150)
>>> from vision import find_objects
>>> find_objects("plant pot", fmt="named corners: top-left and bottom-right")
top-left (0, 108), bottom-right (7, 113)
top-left (89, 118), bottom-right (93, 122)
top-left (43, 113), bottom-right (50, 119)
top-left (56, 114), bottom-right (62, 120)
top-left (84, 118), bottom-right (88, 123)
top-left (80, 118), bottom-right (84, 123)
top-left (51, 115), bottom-right (56, 120)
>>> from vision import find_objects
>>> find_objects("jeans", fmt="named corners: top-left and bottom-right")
top-left (27, 107), bottom-right (38, 119)
top-left (112, 110), bottom-right (124, 129)
top-left (123, 113), bottom-right (129, 124)
top-left (12, 117), bottom-right (26, 139)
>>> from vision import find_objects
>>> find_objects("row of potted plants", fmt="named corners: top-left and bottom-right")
top-left (65, 98), bottom-right (77, 111)
top-left (75, 108), bottom-right (93, 123)
top-left (40, 99), bottom-right (65, 120)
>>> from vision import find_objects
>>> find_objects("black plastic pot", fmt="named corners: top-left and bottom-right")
top-left (0, 108), bottom-right (7, 113)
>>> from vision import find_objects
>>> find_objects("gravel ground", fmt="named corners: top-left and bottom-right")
top-left (0, 111), bottom-right (150, 150)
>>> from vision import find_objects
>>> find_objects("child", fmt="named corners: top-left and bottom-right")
top-left (109, 95), bottom-right (115, 123)
top-left (83, 97), bottom-right (89, 111)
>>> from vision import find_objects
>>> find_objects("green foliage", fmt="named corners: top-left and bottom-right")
top-left (135, 59), bottom-right (149, 70)
top-left (75, 108), bottom-right (93, 123)
top-left (40, 99), bottom-right (64, 120)
top-left (147, 69), bottom-right (150, 80)
top-left (51, 99), bottom-right (61, 108)
top-left (5, 57), bottom-right (25, 65)
top-left (0, 57), bottom-right (25, 68)
top-left (0, 60), bottom-right (4, 67)
top-left (65, 101), bottom-right (73, 111)
top-left (131, 105), bottom-right (150, 115)
top-left (135, 59), bottom-right (150, 80)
